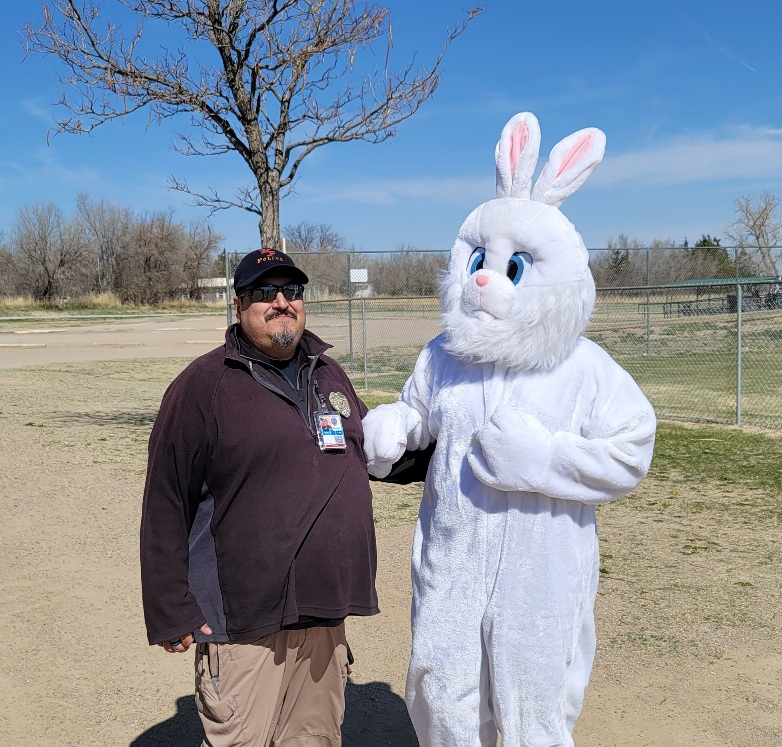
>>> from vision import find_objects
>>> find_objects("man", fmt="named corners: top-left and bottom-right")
top-left (140, 248), bottom-right (379, 747)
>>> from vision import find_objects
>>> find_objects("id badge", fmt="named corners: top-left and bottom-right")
top-left (314, 410), bottom-right (346, 451)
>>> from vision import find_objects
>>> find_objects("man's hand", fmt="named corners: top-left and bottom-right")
top-left (158, 623), bottom-right (212, 653)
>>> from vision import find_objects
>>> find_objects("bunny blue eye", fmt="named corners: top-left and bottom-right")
top-left (467, 247), bottom-right (486, 275)
top-left (506, 252), bottom-right (533, 285)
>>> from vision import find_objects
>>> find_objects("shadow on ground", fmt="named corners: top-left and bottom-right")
top-left (129, 681), bottom-right (417, 747)
top-left (343, 680), bottom-right (418, 746)
top-left (52, 410), bottom-right (158, 428)
top-left (130, 695), bottom-right (201, 747)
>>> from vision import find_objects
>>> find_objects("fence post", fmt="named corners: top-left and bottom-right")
top-left (225, 247), bottom-right (232, 329)
top-left (645, 246), bottom-right (650, 355)
top-left (735, 248), bottom-right (742, 425)
top-left (736, 281), bottom-right (743, 425)
top-left (347, 251), bottom-right (354, 361)
top-left (362, 298), bottom-right (368, 390)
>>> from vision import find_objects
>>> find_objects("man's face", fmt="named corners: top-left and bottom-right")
top-left (233, 272), bottom-right (306, 359)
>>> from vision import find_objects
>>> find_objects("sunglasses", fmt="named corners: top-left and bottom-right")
top-left (242, 283), bottom-right (304, 303)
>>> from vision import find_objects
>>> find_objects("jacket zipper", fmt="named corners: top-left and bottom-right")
top-left (246, 356), bottom-right (320, 438)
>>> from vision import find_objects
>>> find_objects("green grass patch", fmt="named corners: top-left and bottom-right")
top-left (359, 391), bottom-right (400, 409)
top-left (649, 422), bottom-right (782, 497)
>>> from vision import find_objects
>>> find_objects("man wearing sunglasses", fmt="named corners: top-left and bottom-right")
top-left (140, 248), bottom-right (381, 747)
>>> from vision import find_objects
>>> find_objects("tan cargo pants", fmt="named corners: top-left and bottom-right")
top-left (194, 624), bottom-right (351, 747)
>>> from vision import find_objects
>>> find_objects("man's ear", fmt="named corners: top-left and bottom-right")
top-left (233, 295), bottom-right (242, 322)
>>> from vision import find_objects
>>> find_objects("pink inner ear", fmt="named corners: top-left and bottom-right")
top-left (555, 133), bottom-right (595, 179)
top-left (509, 122), bottom-right (529, 184)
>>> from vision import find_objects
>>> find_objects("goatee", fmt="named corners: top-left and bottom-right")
top-left (271, 329), bottom-right (296, 349)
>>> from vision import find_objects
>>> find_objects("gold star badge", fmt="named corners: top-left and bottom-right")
top-left (329, 391), bottom-right (351, 418)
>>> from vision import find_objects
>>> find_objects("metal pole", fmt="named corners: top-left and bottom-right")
top-left (225, 247), bottom-right (232, 328)
top-left (645, 246), bottom-right (650, 355)
top-left (362, 299), bottom-right (368, 390)
top-left (347, 251), bottom-right (353, 361)
top-left (735, 248), bottom-right (742, 425)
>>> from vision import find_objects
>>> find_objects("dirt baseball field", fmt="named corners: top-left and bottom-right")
top-left (1, 315), bottom-right (780, 746)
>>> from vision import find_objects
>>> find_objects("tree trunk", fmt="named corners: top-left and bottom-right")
top-left (259, 177), bottom-right (281, 249)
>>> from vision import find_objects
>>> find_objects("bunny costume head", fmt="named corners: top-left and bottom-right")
top-left (441, 112), bottom-right (605, 371)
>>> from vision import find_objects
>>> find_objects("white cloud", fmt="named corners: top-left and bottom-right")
top-left (297, 126), bottom-right (782, 208)
top-left (703, 32), bottom-right (758, 74)
top-left (5, 145), bottom-right (104, 191)
top-left (301, 176), bottom-right (492, 206)
top-left (20, 97), bottom-right (53, 124)
top-left (592, 127), bottom-right (782, 188)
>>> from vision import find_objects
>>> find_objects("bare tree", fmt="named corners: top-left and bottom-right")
top-left (25, 1), bottom-right (482, 246)
top-left (369, 245), bottom-right (446, 296)
top-left (725, 192), bottom-right (782, 276)
top-left (0, 234), bottom-right (14, 297)
top-left (115, 210), bottom-right (186, 303)
top-left (283, 221), bottom-right (349, 296)
top-left (284, 220), bottom-right (345, 253)
top-left (75, 193), bottom-right (132, 292)
top-left (7, 203), bottom-right (90, 301)
top-left (183, 219), bottom-right (222, 300)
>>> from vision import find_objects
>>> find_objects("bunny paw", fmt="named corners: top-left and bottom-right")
top-left (467, 406), bottom-right (552, 492)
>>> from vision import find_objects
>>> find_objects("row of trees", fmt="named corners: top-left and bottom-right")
top-left (282, 222), bottom-right (445, 297)
top-left (3, 192), bottom-right (780, 304)
top-left (0, 196), bottom-right (221, 303)
top-left (0, 204), bottom-right (448, 303)
top-left (592, 193), bottom-right (782, 288)
top-left (590, 234), bottom-right (732, 287)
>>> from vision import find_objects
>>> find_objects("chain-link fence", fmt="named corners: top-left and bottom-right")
top-left (223, 246), bottom-right (782, 430)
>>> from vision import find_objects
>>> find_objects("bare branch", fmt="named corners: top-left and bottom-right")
top-left (169, 174), bottom-right (262, 217)
top-left (725, 192), bottom-right (782, 276)
top-left (25, 0), bottom-right (483, 244)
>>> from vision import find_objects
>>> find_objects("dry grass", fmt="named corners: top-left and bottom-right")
top-left (0, 293), bottom-right (224, 315)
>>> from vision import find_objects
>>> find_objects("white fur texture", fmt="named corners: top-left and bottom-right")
top-left (399, 336), bottom-right (656, 747)
top-left (363, 401), bottom-right (426, 478)
top-left (362, 112), bottom-right (655, 747)
top-left (440, 199), bottom-right (596, 371)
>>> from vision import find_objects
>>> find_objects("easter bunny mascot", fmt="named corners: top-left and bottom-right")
top-left (362, 112), bottom-right (656, 747)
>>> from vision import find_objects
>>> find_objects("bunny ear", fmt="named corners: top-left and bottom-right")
top-left (495, 112), bottom-right (541, 199)
top-left (531, 127), bottom-right (606, 207)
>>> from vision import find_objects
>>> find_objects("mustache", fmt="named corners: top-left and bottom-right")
top-left (264, 310), bottom-right (297, 322)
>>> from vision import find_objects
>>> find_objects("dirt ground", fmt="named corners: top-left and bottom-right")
top-left (1, 317), bottom-right (781, 746)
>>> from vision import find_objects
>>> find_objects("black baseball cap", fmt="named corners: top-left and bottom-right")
top-left (233, 248), bottom-right (309, 293)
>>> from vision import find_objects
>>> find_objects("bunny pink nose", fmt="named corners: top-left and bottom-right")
top-left (475, 275), bottom-right (490, 288)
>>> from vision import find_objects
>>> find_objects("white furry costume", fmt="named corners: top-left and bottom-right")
top-left (363, 113), bottom-right (656, 747)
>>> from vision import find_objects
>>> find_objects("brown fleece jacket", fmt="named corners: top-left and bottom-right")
top-left (140, 327), bottom-right (378, 645)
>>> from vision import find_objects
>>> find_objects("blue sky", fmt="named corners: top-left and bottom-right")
top-left (2, 0), bottom-right (782, 253)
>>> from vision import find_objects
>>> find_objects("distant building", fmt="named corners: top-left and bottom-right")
top-left (352, 283), bottom-right (374, 298)
top-left (200, 277), bottom-right (234, 303)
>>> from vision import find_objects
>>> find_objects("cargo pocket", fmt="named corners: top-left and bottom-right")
top-left (194, 643), bottom-right (239, 728)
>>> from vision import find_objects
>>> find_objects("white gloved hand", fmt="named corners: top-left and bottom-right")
top-left (467, 406), bottom-right (552, 492)
top-left (362, 403), bottom-right (419, 478)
